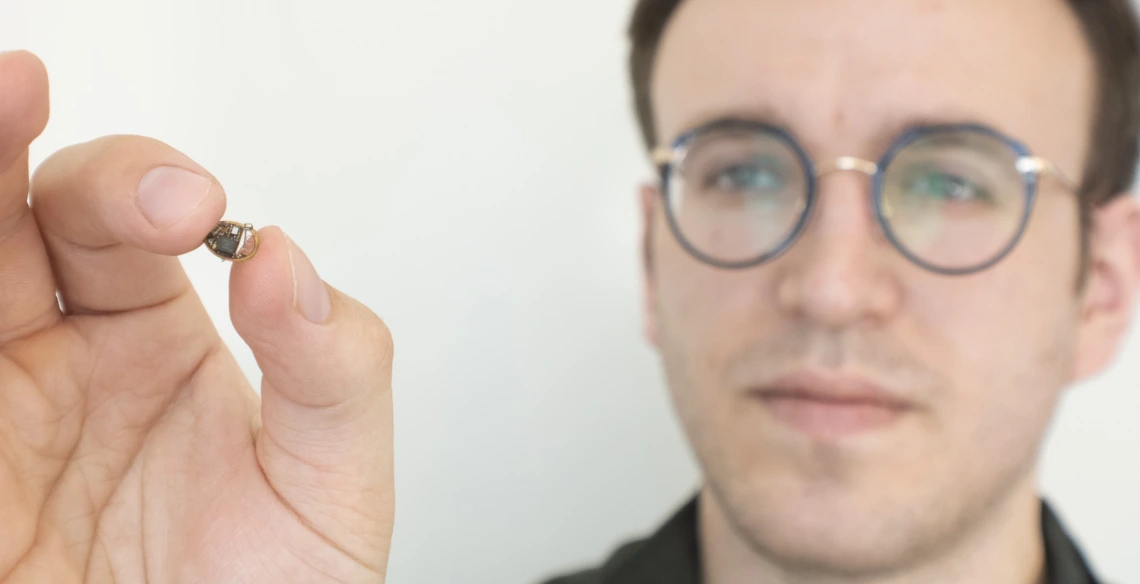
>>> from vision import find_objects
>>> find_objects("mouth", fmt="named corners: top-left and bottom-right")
top-left (750, 371), bottom-right (913, 438)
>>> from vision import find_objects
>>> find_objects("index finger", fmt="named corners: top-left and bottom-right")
top-left (30, 135), bottom-right (226, 315)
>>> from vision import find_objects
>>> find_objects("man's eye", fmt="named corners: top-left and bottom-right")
top-left (705, 163), bottom-right (786, 193)
top-left (907, 172), bottom-right (992, 203)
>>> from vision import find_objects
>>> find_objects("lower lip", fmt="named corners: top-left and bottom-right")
top-left (759, 395), bottom-right (907, 437)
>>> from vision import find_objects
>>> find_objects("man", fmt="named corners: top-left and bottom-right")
top-left (545, 0), bottom-right (1140, 583)
top-left (0, 0), bottom-right (1136, 583)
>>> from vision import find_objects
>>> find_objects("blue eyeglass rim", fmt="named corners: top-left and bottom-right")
top-left (656, 119), bottom-right (1041, 276)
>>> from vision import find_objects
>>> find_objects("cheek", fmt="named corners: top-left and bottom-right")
top-left (652, 221), bottom-right (776, 359)
top-left (649, 217), bottom-right (783, 433)
top-left (914, 195), bottom-right (1080, 381)
top-left (907, 237), bottom-right (1080, 461)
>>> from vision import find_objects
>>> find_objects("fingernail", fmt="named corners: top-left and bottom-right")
top-left (287, 235), bottom-right (332, 324)
top-left (136, 166), bottom-right (212, 229)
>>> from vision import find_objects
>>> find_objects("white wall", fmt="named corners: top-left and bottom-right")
top-left (2, 1), bottom-right (1137, 582)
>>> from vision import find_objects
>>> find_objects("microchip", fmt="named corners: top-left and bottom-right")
top-left (204, 221), bottom-right (259, 261)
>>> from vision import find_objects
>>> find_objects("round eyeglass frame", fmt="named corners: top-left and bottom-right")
top-left (653, 120), bottom-right (1075, 276)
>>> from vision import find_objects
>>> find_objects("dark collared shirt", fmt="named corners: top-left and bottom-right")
top-left (543, 497), bottom-right (1101, 584)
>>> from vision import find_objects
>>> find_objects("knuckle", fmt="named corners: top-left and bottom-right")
top-left (366, 314), bottom-right (395, 367)
top-left (82, 135), bottom-right (179, 177)
top-left (35, 135), bottom-right (208, 193)
top-left (362, 315), bottom-right (395, 364)
top-left (340, 300), bottom-right (395, 376)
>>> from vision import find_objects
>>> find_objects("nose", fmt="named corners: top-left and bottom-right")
top-left (775, 162), bottom-right (901, 328)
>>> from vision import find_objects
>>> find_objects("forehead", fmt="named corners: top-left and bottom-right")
top-left (651, 0), bottom-right (1095, 167)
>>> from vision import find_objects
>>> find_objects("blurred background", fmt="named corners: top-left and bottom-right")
top-left (2, 1), bottom-right (1137, 582)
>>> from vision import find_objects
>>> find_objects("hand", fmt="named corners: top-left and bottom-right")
top-left (0, 51), bottom-right (394, 583)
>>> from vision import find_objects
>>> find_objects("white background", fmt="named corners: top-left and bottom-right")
top-left (2, 1), bottom-right (1137, 582)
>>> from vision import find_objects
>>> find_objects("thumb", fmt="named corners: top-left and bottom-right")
top-left (229, 226), bottom-right (395, 574)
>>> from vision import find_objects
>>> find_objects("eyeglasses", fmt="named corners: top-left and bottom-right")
top-left (651, 120), bottom-right (1078, 275)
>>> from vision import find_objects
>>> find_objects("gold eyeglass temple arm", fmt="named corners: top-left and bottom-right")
top-left (1017, 157), bottom-right (1078, 192)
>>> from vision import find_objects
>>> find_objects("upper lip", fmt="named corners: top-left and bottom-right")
top-left (751, 371), bottom-right (912, 409)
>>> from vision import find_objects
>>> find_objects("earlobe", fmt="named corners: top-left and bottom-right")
top-left (641, 183), bottom-right (662, 348)
top-left (1073, 195), bottom-right (1140, 379)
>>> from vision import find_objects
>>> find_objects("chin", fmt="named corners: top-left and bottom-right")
top-left (705, 472), bottom-right (973, 577)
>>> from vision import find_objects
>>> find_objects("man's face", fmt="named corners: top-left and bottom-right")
top-left (645, 0), bottom-right (1101, 573)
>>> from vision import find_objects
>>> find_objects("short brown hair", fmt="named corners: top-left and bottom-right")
top-left (628, 0), bottom-right (1140, 211)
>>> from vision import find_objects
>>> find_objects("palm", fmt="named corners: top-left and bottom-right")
top-left (0, 52), bottom-right (393, 584)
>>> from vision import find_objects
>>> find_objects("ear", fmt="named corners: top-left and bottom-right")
top-left (1073, 194), bottom-right (1140, 380)
top-left (640, 183), bottom-right (662, 348)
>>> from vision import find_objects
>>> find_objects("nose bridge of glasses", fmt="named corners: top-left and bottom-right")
top-left (815, 156), bottom-right (879, 178)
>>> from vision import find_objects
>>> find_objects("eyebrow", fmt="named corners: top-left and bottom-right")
top-left (665, 109), bottom-right (792, 146)
top-left (664, 109), bottom-right (1000, 152)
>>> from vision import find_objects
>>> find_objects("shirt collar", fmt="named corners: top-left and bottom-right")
top-left (600, 496), bottom-right (1100, 584)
